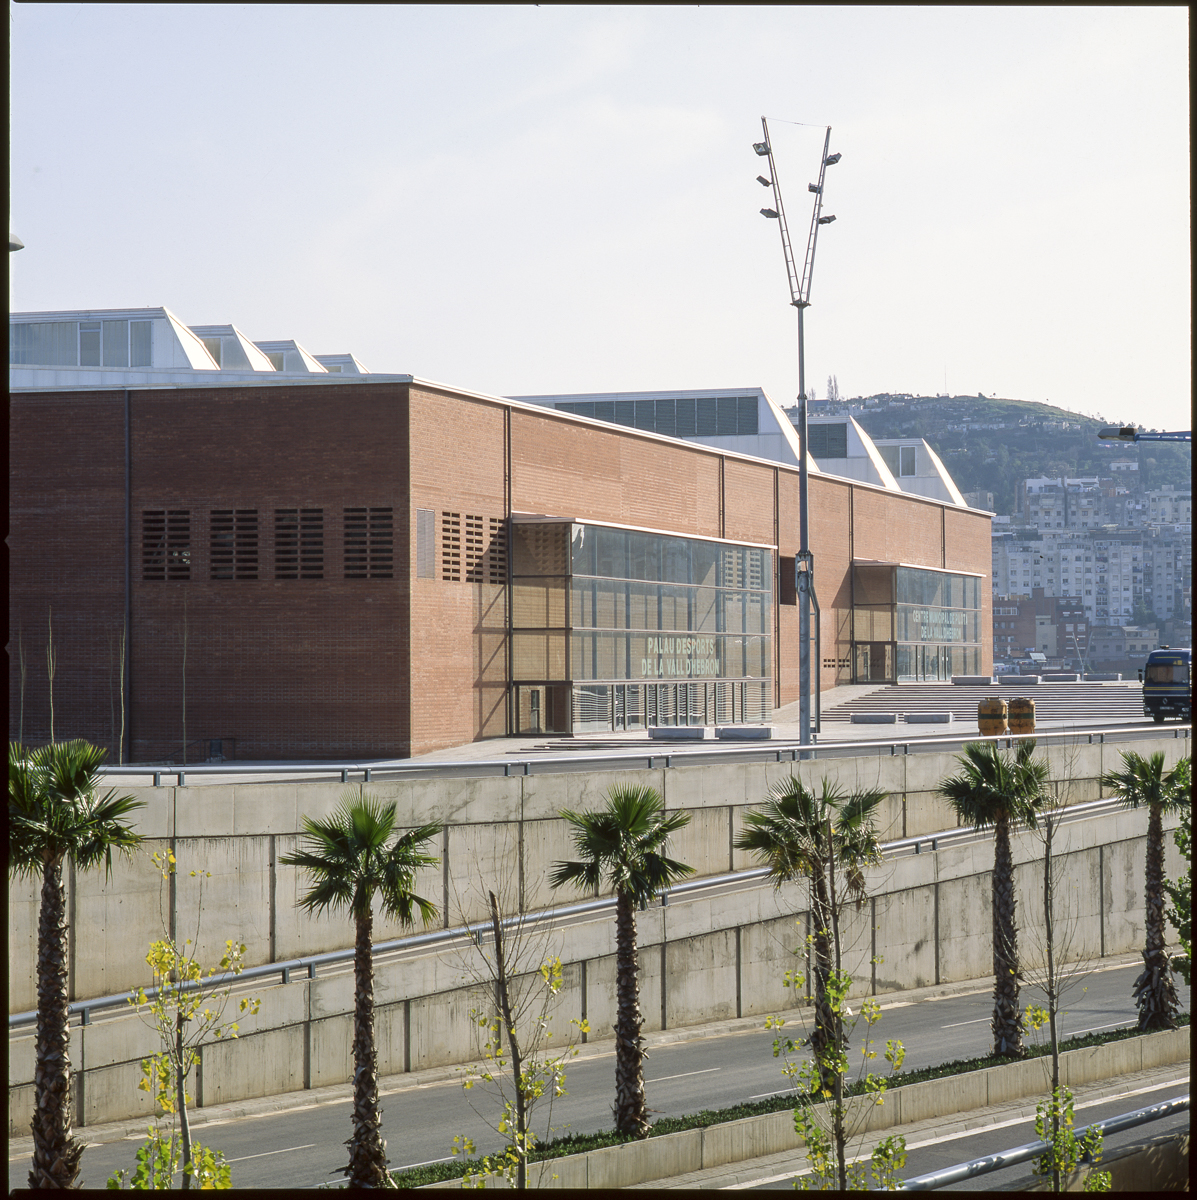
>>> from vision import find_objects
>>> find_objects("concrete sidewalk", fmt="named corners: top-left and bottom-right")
top-left (627, 1061), bottom-right (1190, 1189)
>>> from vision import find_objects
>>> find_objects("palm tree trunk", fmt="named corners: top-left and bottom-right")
top-left (809, 869), bottom-right (837, 1091)
top-left (991, 810), bottom-right (1024, 1058)
top-left (613, 891), bottom-right (649, 1138)
top-left (29, 853), bottom-right (85, 1189)
top-left (1132, 803), bottom-right (1180, 1031)
top-left (346, 909), bottom-right (389, 1187)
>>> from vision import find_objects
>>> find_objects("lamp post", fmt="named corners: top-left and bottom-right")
top-left (1097, 426), bottom-right (1190, 443)
top-left (755, 118), bottom-right (840, 747)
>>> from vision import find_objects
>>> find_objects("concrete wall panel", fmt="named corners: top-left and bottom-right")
top-left (1102, 837), bottom-right (1146, 956)
top-left (70, 847), bottom-right (171, 1000)
top-left (738, 914), bottom-right (809, 1018)
top-left (664, 928), bottom-right (738, 1027)
top-left (173, 836), bottom-right (273, 970)
top-left (520, 818), bottom-right (577, 911)
top-left (936, 871), bottom-right (993, 984)
top-left (520, 768), bottom-right (665, 825)
top-left (668, 807), bottom-right (730, 881)
top-left (408, 984), bottom-right (494, 1072)
top-left (872, 886), bottom-right (937, 993)
top-left (201, 1025), bottom-right (305, 1105)
top-left (309, 1012), bottom-right (351, 1088)
top-left (445, 824), bottom-right (522, 927)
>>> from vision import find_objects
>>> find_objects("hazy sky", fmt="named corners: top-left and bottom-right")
top-left (10, 5), bottom-right (1191, 431)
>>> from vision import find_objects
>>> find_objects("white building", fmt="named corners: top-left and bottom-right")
top-left (509, 389), bottom-right (976, 506)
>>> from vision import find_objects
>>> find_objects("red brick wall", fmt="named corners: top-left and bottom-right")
top-left (408, 387), bottom-right (509, 753)
top-left (11, 384), bottom-right (412, 762)
top-left (510, 408), bottom-right (725, 537)
top-left (10, 383), bottom-right (993, 760)
top-left (9, 391), bottom-right (126, 756)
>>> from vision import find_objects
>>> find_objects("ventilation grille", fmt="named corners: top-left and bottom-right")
top-left (143, 510), bottom-right (190, 581)
top-left (345, 507), bottom-right (394, 579)
top-left (276, 509), bottom-right (324, 579)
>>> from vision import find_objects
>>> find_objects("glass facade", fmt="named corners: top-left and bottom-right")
top-left (552, 395), bottom-right (759, 438)
top-left (853, 563), bottom-right (982, 683)
top-left (511, 520), bottom-right (773, 734)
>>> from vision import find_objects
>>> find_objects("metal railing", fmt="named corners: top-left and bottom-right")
top-left (7, 866), bottom-right (773, 1030)
top-left (98, 723), bottom-right (1189, 788)
top-left (899, 1094), bottom-right (1190, 1189)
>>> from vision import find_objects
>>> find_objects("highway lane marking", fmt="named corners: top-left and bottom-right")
top-left (1068, 1020), bottom-right (1134, 1036)
top-left (226, 1143), bottom-right (316, 1163)
top-left (748, 1087), bottom-right (793, 1100)
top-left (941, 1017), bottom-right (991, 1027)
top-left (724, 1077), bottom-right (1190, 1188)
top-left (396, 1155), bottom-right (455, 1169)
top-left (648, 1067), bottom-right (722, 1083)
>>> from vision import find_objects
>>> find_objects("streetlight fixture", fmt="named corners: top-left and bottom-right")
top-left (755, 116), bottom-right (841, 749)
top-left (1097, 426), bottom-right (1191, 443)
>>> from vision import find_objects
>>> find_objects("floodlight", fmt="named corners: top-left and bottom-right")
top-left (757, 175), bottom-right (772, 187)
top-left (808, 183), bottom-right (821, 194)
top-left (753, 141), bottom-right (770, 157)
top-left (760, 208), bottom-right (780, 219)
top-left (824, 153), bottom-right (842, 166)
top-left (817, 214), bottom-right (836, 225)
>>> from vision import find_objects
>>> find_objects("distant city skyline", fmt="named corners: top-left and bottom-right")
top-left (10, 5), bottom-right (1190, 433)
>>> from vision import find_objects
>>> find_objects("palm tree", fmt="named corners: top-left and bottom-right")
top-left (549, 784), bottom-right (694, 1138)
top-left (734, 777), bottom-right (886, 1086)
top-left (1100, 751), bottom-right (1191, 1031)
top-left (8, 740), bottom-right (144, 1189)
top-left (938, 739), bottom-right (1046, 1058)
top-left (279, 792), bottom-right (439, 1188)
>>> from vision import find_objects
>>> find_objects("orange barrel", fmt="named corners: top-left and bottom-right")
top-left (977, 698), bottom-right (1008, 735)
top-left (1008, 697), bottom-right (1036, 735)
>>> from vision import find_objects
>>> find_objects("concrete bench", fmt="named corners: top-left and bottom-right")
top-left (648, 726), bottom-right (711, 740)
top-left (715, 726), bottom-right (773, 740)
top-left (1041, 672), bottom-right (1081, 682)
top-left (999, 675), bottom-right (1039, 685)
top-left (851, 713), bottom-right (898, 724)
top-left (951, 676), bottom-right (994, 686)
top-left (1085, 672), bottom-right (1123, 682)
top-left (904, 713), bottom-right (954, 723)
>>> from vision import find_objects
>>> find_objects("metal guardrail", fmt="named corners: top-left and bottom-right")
top-left (99, 723), bottom-right (1190, 787)
top-left (899, 1094), bottom-right (1190, 1189)
top-left (8, 865), bottom-right (774, 1029)
top-left (8, 791), bottom-right (1139, 1030)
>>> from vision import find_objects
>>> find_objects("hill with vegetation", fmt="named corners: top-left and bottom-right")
top-left (847, 395), bottom-right (1190, 515)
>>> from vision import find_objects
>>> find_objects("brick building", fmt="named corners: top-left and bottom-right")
top-left (9, 307), bottom-right (993, 761)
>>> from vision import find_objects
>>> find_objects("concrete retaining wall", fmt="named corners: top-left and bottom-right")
top-left (7, 802), bottom-right (1186, 1133)
top-left (9, 735), bottom-right (1188, 1014)
top-left (7, 737), bottom-right (1189, 1133)
top-left (424, 1028), bottom-right (1191, 1188)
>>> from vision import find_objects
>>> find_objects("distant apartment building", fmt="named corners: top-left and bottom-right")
top-left (1088, 624), bottom-right (1160, 666)
top-left (1147, 486), bottom-right (1192, 525)
top-left (992, 592), bottom-right (1087, 667)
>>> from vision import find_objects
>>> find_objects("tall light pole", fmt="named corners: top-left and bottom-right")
top-left (755, 118), bottom-right (840, 747)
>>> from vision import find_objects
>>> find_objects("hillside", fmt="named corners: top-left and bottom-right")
top-left (847, 395), bottom-right (1191, 514)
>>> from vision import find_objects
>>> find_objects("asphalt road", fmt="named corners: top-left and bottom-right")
top-left (748, 1081), bottom-right (1191, 1190)
top-left (10, 958), bottom-right (1187, 1190)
